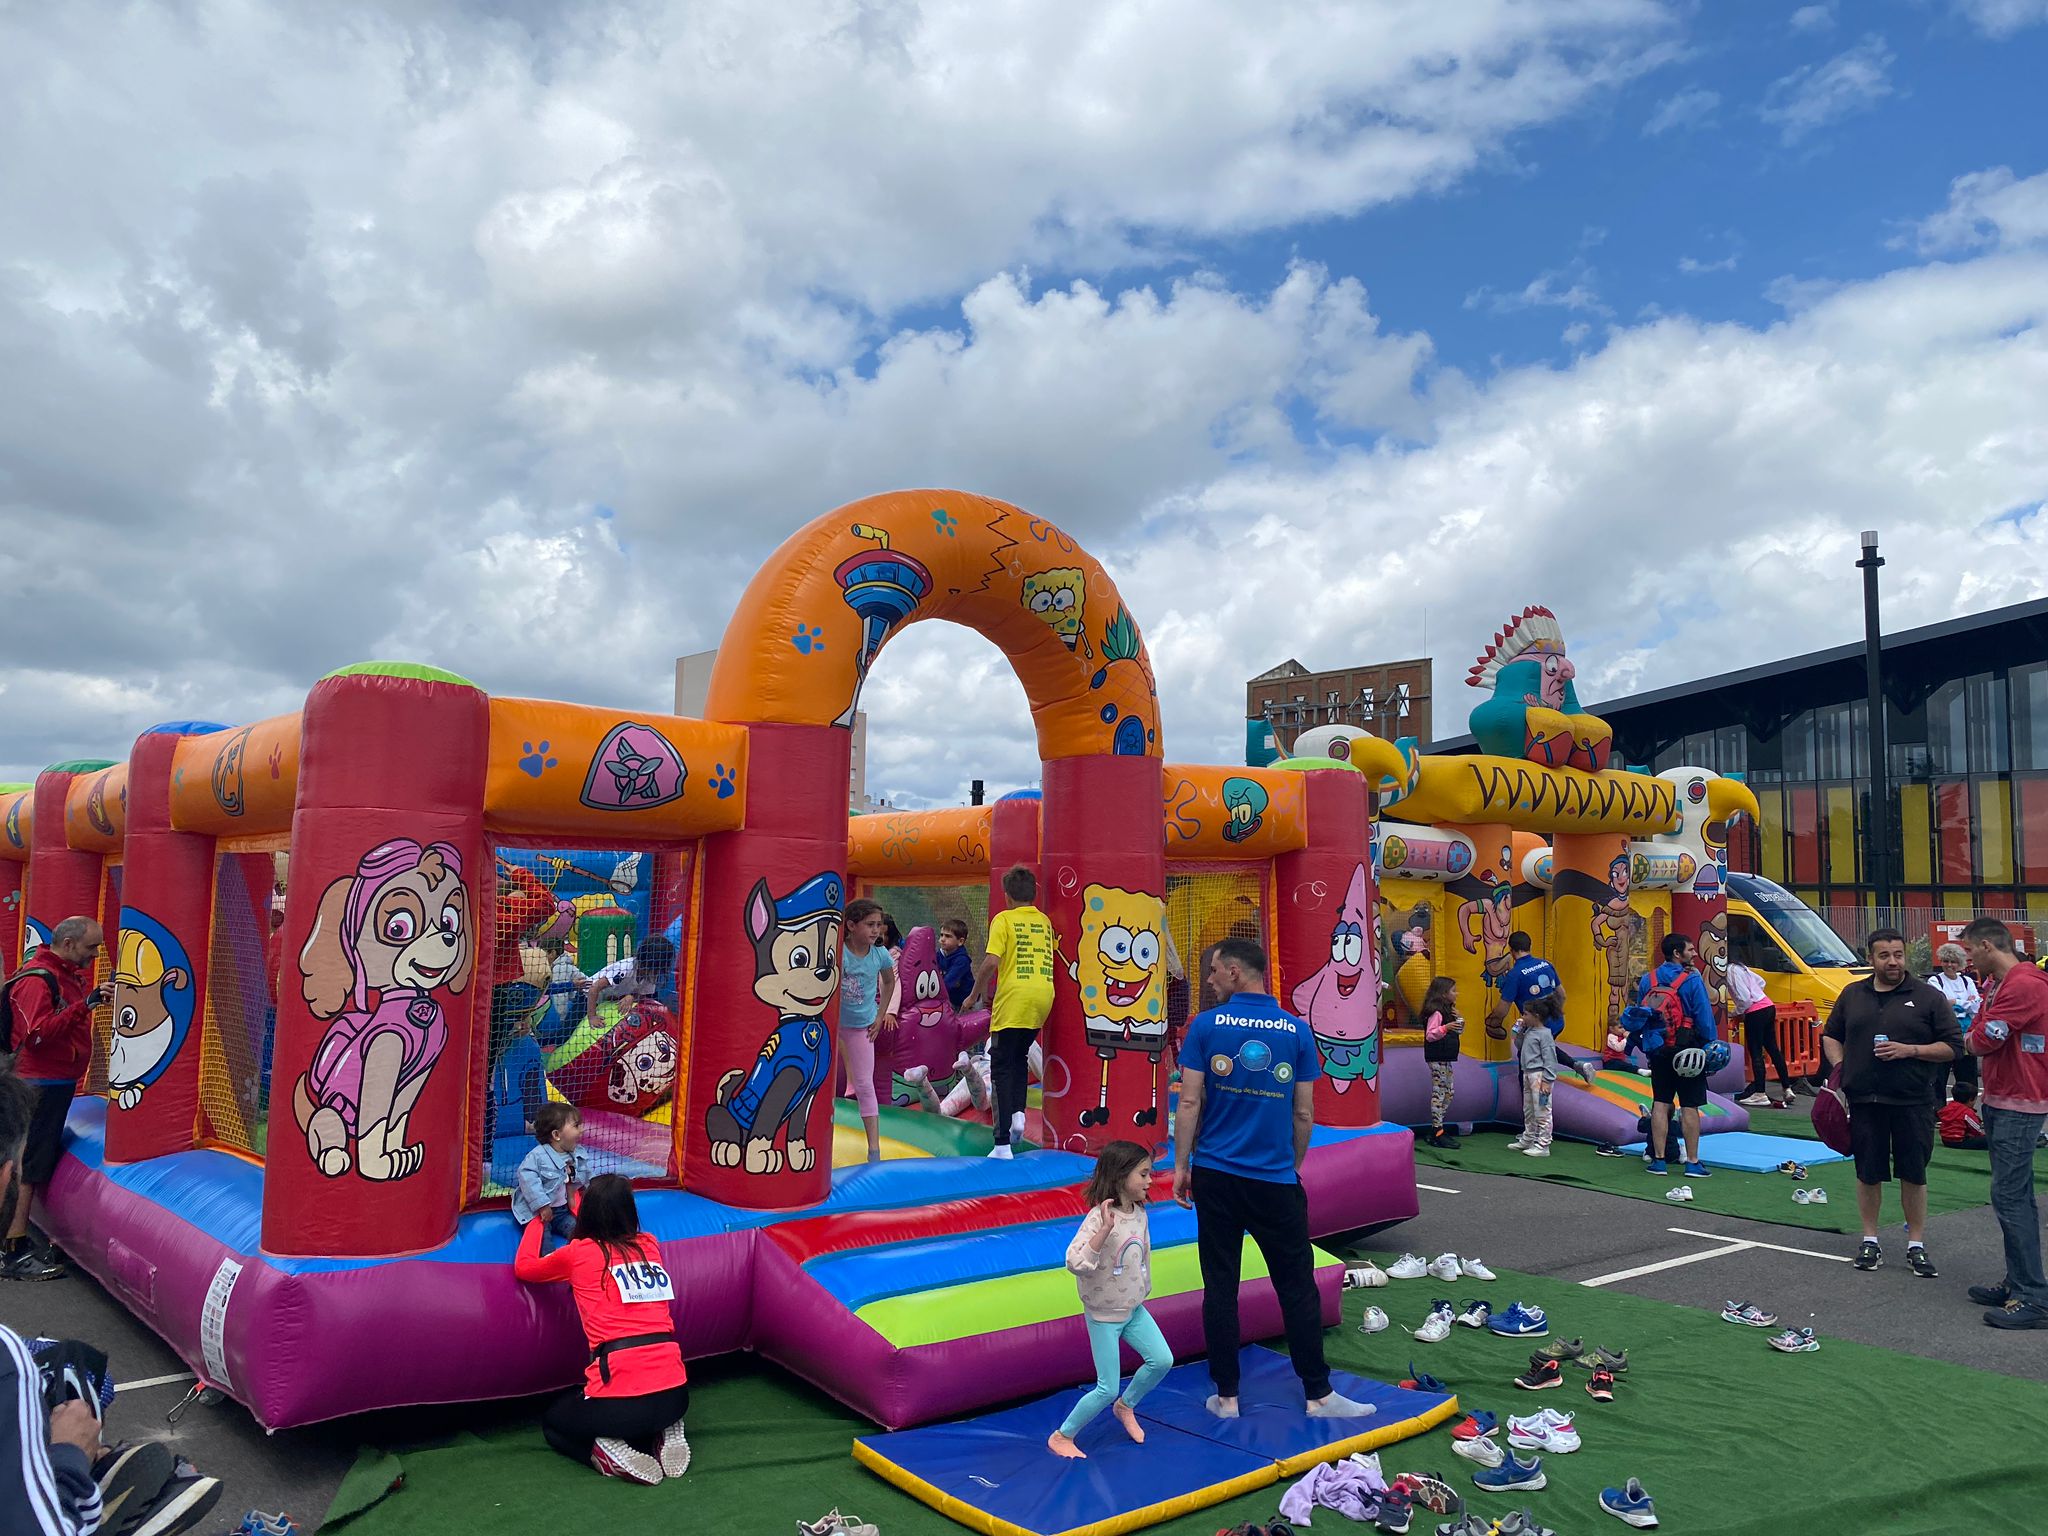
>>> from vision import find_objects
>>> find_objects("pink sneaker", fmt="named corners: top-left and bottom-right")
top-left (592, 1438), bottom-right (663, 1485)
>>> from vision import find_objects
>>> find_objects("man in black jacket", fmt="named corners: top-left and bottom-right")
top-left (1822, 928), bottom-right (1964, 1277)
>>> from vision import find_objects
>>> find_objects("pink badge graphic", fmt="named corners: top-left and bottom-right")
top-left (580, 722), bottom-right (687, 811)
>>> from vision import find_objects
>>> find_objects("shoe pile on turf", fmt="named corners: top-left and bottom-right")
top-left (1792, 1187), bottom-right (1830, 1205)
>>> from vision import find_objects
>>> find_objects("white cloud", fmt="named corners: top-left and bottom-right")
top-left (1759, 35), bottom-right (1895, 144)
top-left (1678, 234), bottom-right (1744, 275)
top-left (1946, 0), bottom-right (2048, 35)
top-left (1644, 86), bottom-right (1720, 134)
top-left (2, 1), bottom-right (2046, 811)
top-left (1906, 166), bottom-right (2048, 254)
top-left (1789, 4), bottom-right (1836, 33)
top-left (1464, 259), bottom-right (1608, 315)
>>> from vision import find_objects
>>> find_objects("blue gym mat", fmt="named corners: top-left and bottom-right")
top-left (853, 1347), bottom-right (1458, 1536)
top-left (1617, 1130), bottom-right (1849, 1171)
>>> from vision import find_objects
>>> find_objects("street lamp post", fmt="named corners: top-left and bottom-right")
top-left (1858, 530), bottom-right (1893, 915)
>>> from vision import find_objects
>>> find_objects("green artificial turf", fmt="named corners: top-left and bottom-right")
top-left (1415, 1128), bottom-right (2012, 1235)
top-left (320, 1266), bottom-right (2046, 1536)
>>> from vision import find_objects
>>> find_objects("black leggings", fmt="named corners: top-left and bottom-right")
top-left (1191, 1165), bottom-right (1330, 1401)
top-left (1742, 1006), bottom-right (1790, 1094)
top-left (541, 1383), bottom-right (690, 1463)
top-left (991, 1028), bottom-right (1036, 1147)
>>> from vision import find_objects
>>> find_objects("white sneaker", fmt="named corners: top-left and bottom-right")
top-left (1388, 1253), bottom-right (1429, 1280)
top-left (1506, 1136), bottom-right (1531, 1152)
top-left (1792, 1186), bottom-right (1830, 1206)
top-left (1460, 1257), bottom-right (1497, 1282)
top-left (1358, 1306), bottom-right (1390, 1335)
top-left (1344, 1263), bottom-right (1390, 1289)
top-left (1665, 1184), bottom-right (1694, 1202)
top-left (1737, 1092), bottom-right (1771, 1107)
top-left (1344, 1452), bottom-right (1384, 1483)
top-left (1452, 1432), bottom-right (1505, 1469)
top-left (1010, 1110), bottom-right (1027, 1143)
top-left (1507, 1416), bottom-right (1581, 1453)
top-left (1411, 1308), bottom-right (1453, 1343)
top-left (1518, 1407), bottom-right (1576, 1430)
top-left (1427, 1252), bottom-right (1463, 1282)
top-left (986, 1144), bottom-right (1014, 1160)
top-left (1523, 1145), bottom-right (1552, 1158)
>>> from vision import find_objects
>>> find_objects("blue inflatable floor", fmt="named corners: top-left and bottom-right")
top-left (853, 1347), bottom-right (1458, 1536)
top-left (1618, 1130), bottom-right (1849, 1171)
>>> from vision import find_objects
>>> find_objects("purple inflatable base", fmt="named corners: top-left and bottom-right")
top-left (39, 1106), bottom-right (1416, 1433)
top-left (1378, 1048), bottom-right (1751, 1144)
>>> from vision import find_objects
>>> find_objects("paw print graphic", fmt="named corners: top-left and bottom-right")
top-left (792, 624), bottom-right (825, 654)
top-left (710, 763), bottom-right (737, 799)
top-left (519, 740), bottom-right (559, 779)
top-left (268, 743), bottom-right (284, 780)
top-left (930, 507), bottom-right (958, 537)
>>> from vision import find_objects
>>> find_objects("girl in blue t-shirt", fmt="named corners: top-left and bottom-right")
top-left (839, 899), bottom-right (900, 1161)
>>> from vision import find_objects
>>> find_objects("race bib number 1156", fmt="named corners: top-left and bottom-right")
top-left (610, 1259), bottom-right (675, 1305)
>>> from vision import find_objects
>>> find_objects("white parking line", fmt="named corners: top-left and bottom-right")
top-left (1416, 1182), bottom-right (1462, 1195)
top-left (115, 1371), bottom-right (196, 1394)
top-left (1667, 1226), bottom-right (1851, 1263)
top-left (1580, 1242), bottom-right (1753, 1288)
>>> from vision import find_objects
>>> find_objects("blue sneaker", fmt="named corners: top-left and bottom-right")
top-left (1644, 1158), bottom-right (1667, 1175)
top-left (1684, 1161), bottom-right (1713, 1178)
top-left (1600, 1477), bottom-right (1658, 1526)
top-left (1472, 1449), bottom-right (1546, 1492)
top-left (1487, 1301), bottom-right (1549, 1337)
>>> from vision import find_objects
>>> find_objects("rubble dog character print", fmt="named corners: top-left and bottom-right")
top-left (705, 872), bottom-right (843, 1176)
top-left (294, 839), bottom-right (474, 1181)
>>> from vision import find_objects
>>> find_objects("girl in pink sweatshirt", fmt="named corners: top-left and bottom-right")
top-left (1047, 1140), bottom-right (1175, 1459)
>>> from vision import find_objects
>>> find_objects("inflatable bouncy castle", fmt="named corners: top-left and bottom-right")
top-left (11, 493), bottom-right (1415, 1433)
top-left (1269, 605), bottom-right (1764, 1145)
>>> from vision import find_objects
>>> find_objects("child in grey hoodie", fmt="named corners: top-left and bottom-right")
top-left (1047, 1141), bottom-right (1174, 1459)
top-left (1509, 993), bottom-right (1594, 1156)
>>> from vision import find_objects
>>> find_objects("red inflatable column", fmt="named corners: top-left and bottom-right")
top-left (985, 792), bottom-right (1042, 924)
top-left (1274, 768), bottom-right (1381, 1127)
top-left (682, 722), bottom-right (851, 1210)
top-left (105, 726), bottom-right (226, 1164)
top-left (27, 764), bottom-right (114, 957)
top-left (0, 785), bottom-right (27, 974)
top-left (1039, 754), bottom-right (1166, 1156)
top-left (261, 666), bottom-right (488, 1260)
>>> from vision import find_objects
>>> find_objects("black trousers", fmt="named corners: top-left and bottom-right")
top-left (1191, 1164), bottom-right (1330, 1401)
top-left (1742, 1006), bottom-right (1791, 1094)
top-left (991, 1028), bottom-right (1036, 1147)
top-left (540, 1382), bottom-right (691, 1463)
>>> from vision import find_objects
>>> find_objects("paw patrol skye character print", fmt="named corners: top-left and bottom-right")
top-left (1065, 885), bottom-right (1168, 1128)
top-left (705, 872), bottom-right (842, 1175)
top-left (293, 839), bottom-right (474, 1181)
top-left (1289, 863), bottom-right (1380, 1091)
top-left (106, 914), bottom-right (195, 1112)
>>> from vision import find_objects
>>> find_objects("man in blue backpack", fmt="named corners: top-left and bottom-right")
top-left (1629, 933), bottom-right (1719, 1177)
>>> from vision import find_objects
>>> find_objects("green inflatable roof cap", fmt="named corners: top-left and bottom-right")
top-left (322, 661), bottom-right (480, 688)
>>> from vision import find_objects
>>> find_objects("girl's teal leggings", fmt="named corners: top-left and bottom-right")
top-left (1056, 1304), bottom-right (1174, 1439)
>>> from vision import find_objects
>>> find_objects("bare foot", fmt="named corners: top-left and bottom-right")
top-left (1113, 1402), bottom-right (1145, 1443)
top-left (1047, 1432), bottom-right (1085, 1459)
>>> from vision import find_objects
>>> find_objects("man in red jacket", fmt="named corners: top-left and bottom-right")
top-left (5, 917), bottom-right (110, 1282)
top-left (1961, 917), bottom-right (2048, 1329)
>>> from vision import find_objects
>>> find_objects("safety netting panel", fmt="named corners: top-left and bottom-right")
top-left (856, 881), bottom-right (990, 958)
top-left (1164, 865), bottom-right (1269, 1051)
top-left (195, 851), bottom-right (280, 1156)
top-left (82, 863), bottom-right (124, 1097)
top-left (478, 843), bottom-right (693, 1202)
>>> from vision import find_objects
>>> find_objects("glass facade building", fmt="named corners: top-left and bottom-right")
top-left (1431, 599), bottom-right (2048, 929)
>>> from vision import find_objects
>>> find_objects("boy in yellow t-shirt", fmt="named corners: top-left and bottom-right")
top-left (967, 864), bottom-right (1057, 1159)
